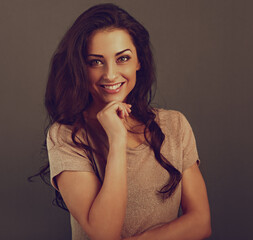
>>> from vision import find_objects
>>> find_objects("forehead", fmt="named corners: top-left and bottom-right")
top-left (87, 29), bottom-right (136, 54)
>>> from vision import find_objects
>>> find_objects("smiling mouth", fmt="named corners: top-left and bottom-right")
top-left (100, 82), bottom-right (125, 90)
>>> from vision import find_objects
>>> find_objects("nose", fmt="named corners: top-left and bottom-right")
top-left (103, 62), bottom-right (117, 81)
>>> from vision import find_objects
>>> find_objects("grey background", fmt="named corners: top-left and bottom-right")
top-left (1, 0), bottom-right (252, 239)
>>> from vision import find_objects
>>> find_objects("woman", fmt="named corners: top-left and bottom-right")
top-left (44, 3), bottom-right (211, 240)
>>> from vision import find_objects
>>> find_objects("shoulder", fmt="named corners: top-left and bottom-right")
top-left (155, 108), bottom-right (182, 121)
top-left (154, 108), bottom-right (188, 132)
top-left (47, 122), bottom-right (84, 151)
top-left (154, 108), bottom-right (200, 170)
top-left (48, 122), bottom-right (72, 139)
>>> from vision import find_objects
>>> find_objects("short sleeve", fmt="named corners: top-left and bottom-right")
top-left (179, 113), bottom-right (200, 171)
top-left (47, 123), bottom-right (95, 190)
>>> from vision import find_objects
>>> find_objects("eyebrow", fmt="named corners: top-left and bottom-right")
top-left (87, 49), bottom-right (132, 58)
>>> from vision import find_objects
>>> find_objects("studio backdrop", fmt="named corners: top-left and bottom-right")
top-left (0, 0), bottom-right (252, 239)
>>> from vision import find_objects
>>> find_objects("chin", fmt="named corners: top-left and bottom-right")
top-left (102, 95), bottom-right (127, 103)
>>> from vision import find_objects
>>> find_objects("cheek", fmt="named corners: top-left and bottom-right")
top-left (87, 69), bottom-right (102, 84)
top-left (121, 63), bottom-right (138, 80)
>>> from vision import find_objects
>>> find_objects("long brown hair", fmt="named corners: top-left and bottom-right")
top-left (31, 3), bottom-right (181, 210)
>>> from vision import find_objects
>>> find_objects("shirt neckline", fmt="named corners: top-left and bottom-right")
top-left (127, 142), bottom-right (149, 152)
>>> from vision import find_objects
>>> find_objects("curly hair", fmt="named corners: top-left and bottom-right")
top-left (31, 3), bottom-right (181, 210)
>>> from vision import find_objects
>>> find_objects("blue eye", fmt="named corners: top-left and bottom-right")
top-left (117, 56), bottom-right (130, 63)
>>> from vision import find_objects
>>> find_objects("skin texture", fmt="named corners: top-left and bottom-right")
top-left (56, 28), bottom-right (211, 240)
top-left (86, 28), bottom-right (140, 118)
top-left (56, 28), bottom-right (141, 240)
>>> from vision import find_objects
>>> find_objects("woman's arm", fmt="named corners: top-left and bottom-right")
top-left (56, 102), bottom-right (131, 240)
top-left (124, 163), bottom-right (211, 240)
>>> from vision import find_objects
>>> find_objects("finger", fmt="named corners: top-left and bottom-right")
top-left (100, 102), bottom-right (131, 119)
top-left (124, 103), bottom-right (132, 108)
top-left (122, 105), bottom-right (130, 118)
top-left (117, 106), bottom-right (125, 119)
top-left (122, 107), bottom-right (129, 119)
top-left (123, 109), bottom-right (129, 119)
top-left (122, 103), bottom-right (131, 113)
top-left (126, 107), bottom-right (131, 114)
top-left (102, 101), bottom-right (118, 111)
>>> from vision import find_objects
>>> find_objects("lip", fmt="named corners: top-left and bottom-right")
top-left (100, 82), bottom-right (125, 94)
top-left (100, 82), bottom-right (125, 87)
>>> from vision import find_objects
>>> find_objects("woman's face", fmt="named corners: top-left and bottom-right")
top-left (86, 28), bottom-right (140, 111)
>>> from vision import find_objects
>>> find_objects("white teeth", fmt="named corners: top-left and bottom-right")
top-left (103, 83), bottom-right (122, 90)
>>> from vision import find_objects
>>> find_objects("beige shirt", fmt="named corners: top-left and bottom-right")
top-left (47, 109), bottom-right (200, 239)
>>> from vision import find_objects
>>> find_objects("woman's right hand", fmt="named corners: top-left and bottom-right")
top-left (96, 101), bottom-right (131, 142)
top-left (55, 101), bottom-right (130, 240)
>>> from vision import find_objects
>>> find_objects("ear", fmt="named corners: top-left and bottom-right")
top-left (136, 61), bottom-right (141, 71)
